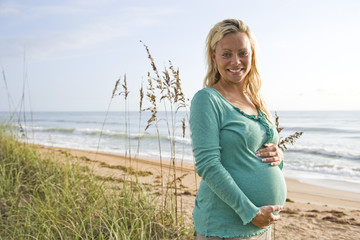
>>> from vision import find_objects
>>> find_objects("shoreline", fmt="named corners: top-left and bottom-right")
top-left (36, 144), bottom-right (360, 239)
top-left (283, 168), bottom-right (360, 194)
top-left (37, 144), bottom-right (360, 209)
top-left (33, 142), bottom-right (360, 195)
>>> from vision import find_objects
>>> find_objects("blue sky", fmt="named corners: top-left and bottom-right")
top-left (1, 0), bottom-right (360, 111)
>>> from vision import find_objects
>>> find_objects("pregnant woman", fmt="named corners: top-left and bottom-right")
top-left (190, 19), bottom-right (287, 239)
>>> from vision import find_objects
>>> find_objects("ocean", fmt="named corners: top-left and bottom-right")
top-left (1, 110), bottom-right (359, 193)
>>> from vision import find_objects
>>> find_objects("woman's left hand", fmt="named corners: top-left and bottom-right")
top-left (256, 143), bottom-right (283, 166)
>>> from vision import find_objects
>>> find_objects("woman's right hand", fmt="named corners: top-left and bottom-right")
top-left (251, 205), bottom-right (283, 229)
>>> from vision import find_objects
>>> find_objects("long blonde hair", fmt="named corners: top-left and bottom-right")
top-left (204, 19), bottom-right (273, 124)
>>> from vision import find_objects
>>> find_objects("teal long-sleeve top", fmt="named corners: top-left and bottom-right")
top-left (190, 88), bottom-right (287, 238)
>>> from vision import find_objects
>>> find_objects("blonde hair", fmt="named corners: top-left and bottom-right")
top-left (204, 19), bottom-right (273, 124)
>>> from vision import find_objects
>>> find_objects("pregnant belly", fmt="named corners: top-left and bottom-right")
top-left (230, 166), bottom-right (287, 207)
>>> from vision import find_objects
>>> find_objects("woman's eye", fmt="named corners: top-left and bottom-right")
top-left (239, 51), bottom-right (249, 57)
top-left (222, 52), bottom-right (231, 57)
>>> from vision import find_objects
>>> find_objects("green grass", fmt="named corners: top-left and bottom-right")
top-left (0, 126), bottom-right (192, 240)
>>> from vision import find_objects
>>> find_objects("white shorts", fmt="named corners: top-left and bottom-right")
top-left (194, 227), bottom-right (271, 240)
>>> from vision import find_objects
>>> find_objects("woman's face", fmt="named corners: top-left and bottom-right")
top-left (212, 32), bottom-right (252, 85)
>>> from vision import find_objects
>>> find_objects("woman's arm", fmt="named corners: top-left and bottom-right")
top-left (190, 90), bottom-right (260, 225)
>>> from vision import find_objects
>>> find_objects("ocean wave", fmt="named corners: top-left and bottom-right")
top-left (284, 126), bottom-right (360, 134)
top-left (285, 162), bottom-right (360, 179)
top-left (23, 126), bottom-right (76, 133)
top-left (26, 125), bottom-right (193, 146)
top-left (96, 130), bottom-right (192, 145)
top-left (32, 118), bottom-right (101, 125)
top-left (287, 146), bottom-right (360, 161)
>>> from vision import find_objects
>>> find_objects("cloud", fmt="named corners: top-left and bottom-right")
top-left (0, 6), bottom-right (20, 16)
top-left (0, 0), bottom-right (96, 17)
top-left (0, 3), bottom-right (176, 60)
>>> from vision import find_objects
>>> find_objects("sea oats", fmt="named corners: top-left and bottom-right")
top-left (122, 74), bottom-right (129, 100)
top-left (275, 112), bottom-right (303, 151)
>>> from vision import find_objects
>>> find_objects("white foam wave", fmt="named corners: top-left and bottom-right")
top-left (288, 146), bottom-right (360, 160)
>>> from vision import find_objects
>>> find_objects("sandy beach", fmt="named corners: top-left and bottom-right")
top-left (38, 145), bottom-right (360, 240)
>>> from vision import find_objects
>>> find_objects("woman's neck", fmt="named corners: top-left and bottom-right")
top-left (212, 79), bottom-right (258, 116)
top-left (213, 79), bottom-right (246, 99)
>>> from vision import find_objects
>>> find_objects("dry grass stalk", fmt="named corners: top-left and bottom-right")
top-left (275, 112), bottom-right (304, 151)
top-left (145, 72), bottom-right (158, 131)
top-left (162, 69), bottom-right (170, 97)
top-left (141, 41), bottom-right (192, 229)
top-left (121, 74), bottom-right (132, 170)
top-left (140, 40), bottom-right (162, 90)
top-left (141, 45), bottom-right (169, 213)
top-left (144, 70), bottom-right (165, 236)
top-left (160, 70), bottom-right (175, 217)
top-left (2, 67), bottom-right (15, 121)
top-left (279, 131), bottom-right (303, 151)
top-left (96, 77), bottom-right (121, 162)
top-left (275, 112), bottom-right (283, 134)
top-left (122, 74), bottom-right (129, 100)
top-left (166, 61), bottom-right (189, 227)
top-left (167, 63), bottom-right (189, 223)
top-left (136, 82), bottom-right (144, 171)
top-left (139, 83), bottom-right (144, 113)
top-left (112, 77), bottom-right (121, 98)
top-left (1, 54), bottom-right (33, 139)
top-left (169, 61), bottom-right (187, 111)
top-left (180, 117), bottom-right (186, 218)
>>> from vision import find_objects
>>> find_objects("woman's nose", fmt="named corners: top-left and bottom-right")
top-left (231, 55), bottom-right (241, 65)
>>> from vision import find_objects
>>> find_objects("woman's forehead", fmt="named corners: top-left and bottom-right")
top-left (216, 32), bottom-right (251, 50)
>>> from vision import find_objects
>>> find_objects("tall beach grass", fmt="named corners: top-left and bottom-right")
top-left (0, 125), bottom-right (192, 239)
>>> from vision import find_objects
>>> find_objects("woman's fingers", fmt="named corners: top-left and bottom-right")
top-left (263, 205), bottom-right (283, 214)
top-left (263, 205), bottom-right (282, 223)
top-left (256, 143), bottom-right (283, 166)
top-left (270, 205), bottom-right (283, 212)
top-left (262, 157), bottom-right (282, 166)
top-left (251, 205), bottom-right (283, 229)
top-left (257, 143), bottom-right (277, 156)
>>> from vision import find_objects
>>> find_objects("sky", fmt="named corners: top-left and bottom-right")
top-left (1, 0), bottom-right (360, 112)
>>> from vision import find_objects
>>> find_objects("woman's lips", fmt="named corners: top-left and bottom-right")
top-left (228, 69), bottom-right (242, 73)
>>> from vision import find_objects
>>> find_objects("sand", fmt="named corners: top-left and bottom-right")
top-left (38, 145), bottom-right (360, 240)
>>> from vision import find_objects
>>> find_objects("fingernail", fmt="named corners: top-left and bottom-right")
top-left (262, 159), bottom-right (266, 162)
top-left (257, 153), bottom-right (261, 157)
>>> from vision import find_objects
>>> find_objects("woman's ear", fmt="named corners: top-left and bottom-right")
top-left (211, 51), bottom-right (216, 62)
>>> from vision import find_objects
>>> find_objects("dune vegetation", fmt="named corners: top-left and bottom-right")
top-left (0, 124), bottom-right (192, 239)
